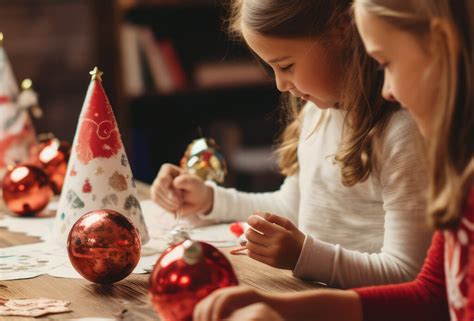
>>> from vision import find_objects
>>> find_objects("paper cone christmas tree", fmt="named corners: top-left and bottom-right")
top-left (53, 67), bottom-right (149, 246)
top-left (0, 33), bottom-right (36, 177)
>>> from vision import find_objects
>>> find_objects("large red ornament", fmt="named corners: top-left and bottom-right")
top-left (2, 164), bottom-right (53, 216)
top-left (149, 240), bottom-right (239, 321)
top-left (67, 209), bottom-right (141, 284)
top-left (31, 138), bottom-right (71, 194)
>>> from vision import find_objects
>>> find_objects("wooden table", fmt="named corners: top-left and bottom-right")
top-left (0, 182), bottom-right (320, 320)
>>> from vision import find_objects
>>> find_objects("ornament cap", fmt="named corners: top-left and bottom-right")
top-left (89, 66), bottom-right (103, 82)
top-left (182, 240), bottom-right (203, 265)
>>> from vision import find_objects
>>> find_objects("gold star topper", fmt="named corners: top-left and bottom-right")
top-left (89, 67), bottom-right (103, 81)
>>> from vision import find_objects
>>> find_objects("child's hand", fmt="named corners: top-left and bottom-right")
top-left (224, 303), bottom-right (285, 321)
top-left (150, 163), bottom-right (214, 217)
top-left (193, 286), bottom-right (272, 321)
top-left (245, 212), bottom-right (305, 270)
top-left (150, 163), bottom-right (183, 212)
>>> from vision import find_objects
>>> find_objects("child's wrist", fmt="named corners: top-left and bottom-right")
top-left (202, 185), bottom-right (214, 215)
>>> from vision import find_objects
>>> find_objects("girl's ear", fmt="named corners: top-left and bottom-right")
top-left (430, 18), bottom-right (461, 61)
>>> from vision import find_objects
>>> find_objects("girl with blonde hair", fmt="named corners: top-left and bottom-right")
top-left (194, 0), bottom-right (474, 320)
top-left (151, 0), bottom-right (431, 289)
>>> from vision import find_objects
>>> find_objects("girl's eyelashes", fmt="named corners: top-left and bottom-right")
top-left (279, 64), bottom-right (294, 72)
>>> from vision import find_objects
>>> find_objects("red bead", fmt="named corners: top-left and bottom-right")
top-left (229, 221), bottom-right (244, 237)
top-left (67, 209), bottom-right (141, 284)
top-left (149, 240), bottom-right (238, 321)
top-left (2, 164), bottom-right (53, 216)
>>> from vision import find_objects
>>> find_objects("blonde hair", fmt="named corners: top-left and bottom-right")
top-left (228, 0), bottom-right (398, 182)
top-left (355, 0), bottom-right (474, 228)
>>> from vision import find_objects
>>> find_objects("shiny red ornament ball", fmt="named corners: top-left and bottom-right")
top-left (67, 209), bottom-right (141, 284)
top-left (2, 164), bottom-right (53, 216)
top-left (31, 138), bottom-right (70, 194)
top-left (149, 240), bottom-right (238, 321)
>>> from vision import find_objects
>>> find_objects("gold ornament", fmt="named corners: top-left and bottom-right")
top-left (180, 138), bottom-right (227, 183)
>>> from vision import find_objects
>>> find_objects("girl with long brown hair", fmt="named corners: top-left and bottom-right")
top-left (151, 0), bottom-right (431, 289)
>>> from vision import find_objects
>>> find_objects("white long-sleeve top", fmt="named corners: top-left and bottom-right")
top-left (201, 103), bottom-right (432, 288)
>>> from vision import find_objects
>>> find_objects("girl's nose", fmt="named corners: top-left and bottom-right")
top-left (382, 77), bottom-right (397, 102)
top-left (275, 74), bottom-right (293, 93)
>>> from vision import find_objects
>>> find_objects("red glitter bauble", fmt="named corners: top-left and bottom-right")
top-left (2, 164), bottom-right (53, 216)
top-left (67, 209), bottom-right (141, 284)
top-left (149, 240), bottom-right (238, 321)
top-left (32, 138), bottom-right (70, 194)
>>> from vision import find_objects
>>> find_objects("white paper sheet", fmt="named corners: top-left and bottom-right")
top-left (0, 242), bottom-right (66, 280)
top-left (0, 200), bottom-right (241, 281)
top-left (0, 200), bottom-right (58, 241)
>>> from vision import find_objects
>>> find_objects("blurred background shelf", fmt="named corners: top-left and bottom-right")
top-left (128, 83), bottom-right (282, 190)
top-left (0, 0), bottom-right (284, 192)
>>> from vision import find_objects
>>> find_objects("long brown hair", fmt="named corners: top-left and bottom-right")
top-left (228, 0), bottom-right (398, 183)
top-left (355, 0), bottom-right (474, 228)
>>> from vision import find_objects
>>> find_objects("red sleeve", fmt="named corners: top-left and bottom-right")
top-left (354, 231), bottom-right (449, 321)
top-left (462, 189), bottom-right (474, 321)
top-left (465, 243), bottom-right (474, 321)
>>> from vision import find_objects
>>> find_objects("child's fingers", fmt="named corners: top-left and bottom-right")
top-left (256, 212), bottom-right (297, 231)
top-left (197, 286), bottom-right (259, 321)
top-left (247, 214), bottom-right (286, 236)
top-left (159, 163), bottom-right (184, 179)
top-left (247, 249), bottom-right (275, 267)
top-left (173, 173), bottom-right (203, 191)
top-left (159, 185), bottom-right (180, 205)
top-left (193, 292), bottom-right (214, 321)
top-left (194, 287), bottom-right (233, 321)
top-left (154, 169), bottom-right (174, 190)
top-left (245, 228), bottom-right (269, 247)
top-left (154, 187), bottom-right (180, 212)
top-left (246, 240), bottom-right (270, 257)
top-left (227, 303), bottom-right (283, 321)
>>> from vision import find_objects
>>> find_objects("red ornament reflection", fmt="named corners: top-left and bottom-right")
top-left (67, 209), bottom-right (141, 284)
top-left (149, 240), bottom-right (238, 321)
top-left (2, 164), bottom-right (53, 216)
top-left (31, 138), bottom-right (70, 194)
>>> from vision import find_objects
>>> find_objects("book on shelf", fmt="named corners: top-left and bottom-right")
top-left (122, 24), bottom-right (189, 95)
top-left (121, 23), bottom-right (271, 95)
top-left (136, 27), bottom-right (176, 94)
top-left (121, 23), bottom-right (146, 97)
top-left (159, 39), bottom-right (188, 91)
top-left (193, 61), bottom-right (271, 89)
